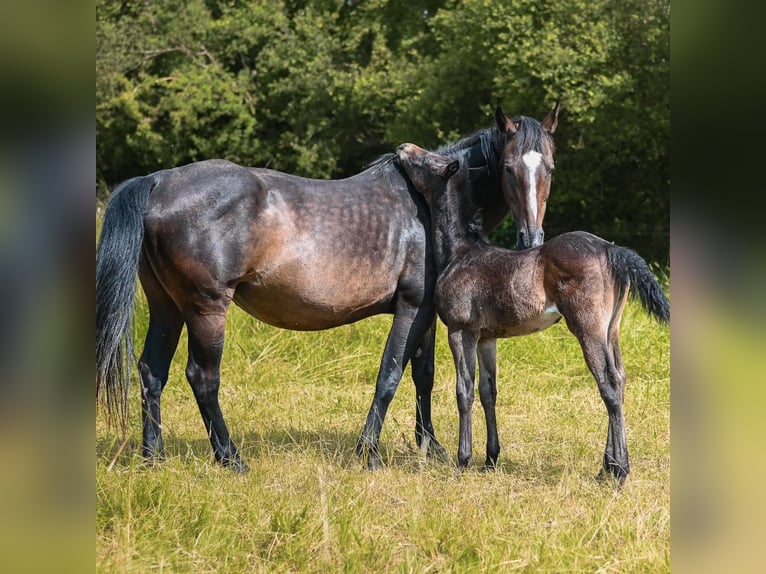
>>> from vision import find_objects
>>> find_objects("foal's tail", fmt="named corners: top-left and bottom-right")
top-left (606, 245), bottom-right (670, 324)
top-left (96, 176), bottom-right (155, 432)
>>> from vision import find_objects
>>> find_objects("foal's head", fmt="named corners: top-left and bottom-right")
top-left (495, 103), bottom-right (559, 249)
top-left (397, 143), bottom-right (459, 202)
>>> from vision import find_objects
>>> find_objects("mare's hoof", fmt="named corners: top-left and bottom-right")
top-left (453, 465), bottom-right (467, 479)
top-left (221, 457), bottom-right (250, 474)
top-left (427, 440), bottom-right (451, 462)
top-left (366, 455), bottom-right (383, 471)
top-left (481, 460), bottom-right (498, 473)
top-left (356, 435), bottom-right (383, 469)
top-left (142, 446), bottom-right (166, 462)
top-left (596, 467), bottom-right (627, 488)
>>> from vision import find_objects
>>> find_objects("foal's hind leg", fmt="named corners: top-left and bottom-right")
top-left (138, 260), bottom-right (183, 462)
top-left (411, 319), bottom-right (448, 459)
top-left (184, 302), bottom-right (247, 473)
top-left (356, 301), bottom-right (434, 470)
top-left (576, 331), bottom-right (629, 484)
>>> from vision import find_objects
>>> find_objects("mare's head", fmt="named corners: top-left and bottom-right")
top-left (396, 143), bottom-right (459, 202)
top-left (495, 103), bottom-right (559, 249)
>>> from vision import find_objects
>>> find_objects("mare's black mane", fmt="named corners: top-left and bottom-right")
top-left (508, 116), bottom-right (555, 155)
top-left (368, 115), bottom-right (550, 182)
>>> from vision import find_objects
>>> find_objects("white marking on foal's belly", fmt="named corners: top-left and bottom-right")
top-left (524, 303), bottom-right (561, 333)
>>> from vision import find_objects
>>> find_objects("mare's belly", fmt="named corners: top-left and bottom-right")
top-left (232, 266), bottom-right (397, 330)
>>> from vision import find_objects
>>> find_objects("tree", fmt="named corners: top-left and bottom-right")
top-left (96, 0), bottom-right (669, 264)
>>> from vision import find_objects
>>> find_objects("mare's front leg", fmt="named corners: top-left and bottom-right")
top-left (448, 329), bottom-right (478, 469)
top-left (356, 300), bottom-right (434, 470)
top-left (184, 302), bottom-right (248, 473)
top-left (477, 338), bottom-right (500, 469)
top-left (410, 319), bottom-right (449, 460)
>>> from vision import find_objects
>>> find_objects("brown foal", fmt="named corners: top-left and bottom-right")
top-left (396, 143), bottom-right (669, 484)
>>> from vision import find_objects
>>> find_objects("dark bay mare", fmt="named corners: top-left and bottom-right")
top-left (95, 104), bottom-right (560, 472)
top-left (396, 143), bottom-right (669, 484)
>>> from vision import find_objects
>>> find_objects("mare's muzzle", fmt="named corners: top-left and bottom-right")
top-left (516, 227), bottom-right (544, 250)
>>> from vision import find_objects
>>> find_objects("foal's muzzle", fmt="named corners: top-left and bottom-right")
top-left (517, 227), bottom-right (544, 250)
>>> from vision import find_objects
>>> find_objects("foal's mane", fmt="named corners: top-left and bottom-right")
top-left (365, 152), bottom-right (397, 170)
top-left (363, 152), bottom-right (408, 185)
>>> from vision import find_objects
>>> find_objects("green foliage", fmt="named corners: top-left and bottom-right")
top-left (96, 0), bottom-right (668, 263)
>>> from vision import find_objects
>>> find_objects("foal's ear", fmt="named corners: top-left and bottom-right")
top-left (494, 106), bottom-right (517, 135)
top-left (443, 160), bottom-right (459, 179)
top-left (542, 100), bottom-right (560, 134)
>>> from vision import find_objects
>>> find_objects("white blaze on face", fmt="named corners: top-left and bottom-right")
top-left (522, 150), bottom-right (543, 222)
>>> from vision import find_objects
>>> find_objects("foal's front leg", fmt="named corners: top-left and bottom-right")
top-left (448, 329), bottom-right (478, 469)
top-left (477, 338), bottom-right (500, 469)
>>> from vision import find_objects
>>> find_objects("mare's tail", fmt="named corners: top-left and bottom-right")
top-left (96, 176), bottom-right (155, 432)
top-left (606, 244), bottom-right (670, 324)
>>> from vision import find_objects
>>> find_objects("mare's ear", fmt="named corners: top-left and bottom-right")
top-left (443, 160), bottom-right (459, 179)
top-left (494, 106), bottom-right (517, 135)
top-left (542, 100), bottom-right (560, 134)
top-left (468, 165), bottom-right (488, 183)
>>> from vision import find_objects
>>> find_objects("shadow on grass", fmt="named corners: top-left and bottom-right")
top-left (98, 428), bottom-right (578, 485)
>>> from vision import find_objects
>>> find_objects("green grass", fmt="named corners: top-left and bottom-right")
top-left (97, 298), bottom-right (670, 573)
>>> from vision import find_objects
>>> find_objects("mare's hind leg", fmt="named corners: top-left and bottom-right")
top-left (184, 301), bottom-right (247, 473)
top-left (411, 319), bottom-right (448, 459)
top-left (575, 331), bottom-right (629, 484)
top-left (356, 301), bottom-right (434, 470)
top-left (138, 260), bottom-right (183, 462)
top-left (477, 338), bottom-right (500, 469)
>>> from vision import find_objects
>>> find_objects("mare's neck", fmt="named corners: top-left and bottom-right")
top-left (430, 172), bottom-right (481, 274)
top-left (441, 130), bottom-right (507, 234)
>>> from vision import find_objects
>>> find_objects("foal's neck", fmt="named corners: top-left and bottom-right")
top-left (430, 173), bottom-right (481, 274)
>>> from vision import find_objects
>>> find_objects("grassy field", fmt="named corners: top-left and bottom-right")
top-left (96, 294), bottom-right (670, 573)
